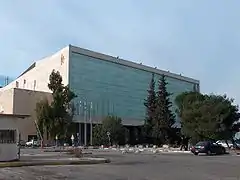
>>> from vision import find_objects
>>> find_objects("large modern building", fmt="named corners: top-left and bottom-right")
top-left (0, 45), bottom-right (199, 144)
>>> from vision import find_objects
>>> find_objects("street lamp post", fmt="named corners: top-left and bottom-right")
top-left (71, 134), bottom-right (75, 147)
top-left (76, 133), bottom-right (80, 147)
top-left (107, 132), bottom-right (111, 146)
top-left (79, 99), bottom-right (95, 146)
top-left (55, 135), bottom-right (58, 147)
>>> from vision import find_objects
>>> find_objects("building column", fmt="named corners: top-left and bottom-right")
top-left (78, 123), bottom-right (81, 146)
top-left (84, 123), bottom-right (87, 146)
top-left (90, 123), bottom-right (93, 145)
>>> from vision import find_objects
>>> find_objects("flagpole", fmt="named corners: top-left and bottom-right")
top-left (79, 100), bottom-right (82, 146)
top-left (90, 102), bottom-right (93, 145)
top-left (84, 101), bottom-right (87, 146)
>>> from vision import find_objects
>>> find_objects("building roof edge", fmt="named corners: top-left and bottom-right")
top-left (69, 45), bottom-right (199, 84)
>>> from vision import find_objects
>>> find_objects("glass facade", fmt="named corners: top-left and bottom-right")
top-left (69, 52), bottom-right (198, 126)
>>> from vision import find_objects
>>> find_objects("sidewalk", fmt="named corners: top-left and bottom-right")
top-left (228, 149), bottom-right (240, 155)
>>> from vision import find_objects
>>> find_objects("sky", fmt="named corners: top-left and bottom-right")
top-left (0, 0), bottom-right (240, 103)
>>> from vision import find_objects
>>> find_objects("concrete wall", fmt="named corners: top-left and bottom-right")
top-left (0, 46), bottom-right (70, 141)
top-left (13, 88), bottom-right (52, 116)
top-left (0, 88), bottom-right (14, 114)
top-left (12, 88), bottom-right (52, 140)
top-left (1, 46), bottom-right (70, 93)
top-left (0, 143), bottom-right (19, 161)
top-left (0, 116), bottom-right (21, 161)
top-left (0, 88), bottom-right (52, 141)
top-left (0, 115), bottom-right (30, 142)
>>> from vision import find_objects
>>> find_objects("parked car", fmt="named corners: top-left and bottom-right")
top-left (233, 139), bottom-right (240, 149)
top-left (191, 141), bottom-right (226, 155)
top-left (25, 139), bottom-right (40, 147)
top-left (216, 140), bottom-right (233, 148)
top-left (17, 140), bottom-right (26, 147)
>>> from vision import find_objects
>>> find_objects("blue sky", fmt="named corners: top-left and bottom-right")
top-left (0, 1), bottom-right (239, 103)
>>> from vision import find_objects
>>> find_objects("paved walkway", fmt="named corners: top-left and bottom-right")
top-left (0, 152), bottom-right (239, 180)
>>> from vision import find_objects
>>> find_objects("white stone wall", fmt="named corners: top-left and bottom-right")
top-left (0, 114), bottom-right (30, 141)
top-left (0, 88), bottom-right (14, 114)
top-left (1, 46), bottom-right (70, 93)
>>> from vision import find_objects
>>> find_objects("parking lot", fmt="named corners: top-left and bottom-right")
top-left (0, 149), bottom-right (239, 180)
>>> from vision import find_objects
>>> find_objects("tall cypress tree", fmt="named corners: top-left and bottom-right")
top-left (153, 75), bottom-right (175, 144)
top-left (143, 73), bottom-right (156, 143)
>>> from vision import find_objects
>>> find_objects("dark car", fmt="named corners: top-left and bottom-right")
top-left (17, 140), bottom-right (26, 147)
top-left (191, 141), bottom-right (226, 155)
top-left (233, 139), bottom-right (240, 149)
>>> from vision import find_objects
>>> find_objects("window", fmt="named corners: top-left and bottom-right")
top-left (23, 79), bottom-right (26, 88)
top-left (70, 52), bottom-right (196, 123)
top-left (61, 54), bottom-right (65, 65)
top-left (33, 80), bottom-right (36, 90)
top-left (16, 81), bottom-right (19, 88)
top-left (0, 130), bottom-right (16, 144)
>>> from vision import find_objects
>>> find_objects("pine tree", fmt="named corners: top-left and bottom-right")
top-left (143, 73), bottom-right (157, 143)
top-left (36, 70), bottom-right (76, 140)
top-left (48, 70), bottom-right (77, 139)
top-left (153, 75), bottom-right (175, 145)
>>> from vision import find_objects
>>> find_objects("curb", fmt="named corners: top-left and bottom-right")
top-left (0, 158), bottom-right (110, 168)
top-left (43, 149), bottom-right (93, 155)
top-left (43, 149), bottom-right (70, 153)
top-left (160, 151), bottom-right (191, 153)
top-left (149, 151), bottom-right (191, 154)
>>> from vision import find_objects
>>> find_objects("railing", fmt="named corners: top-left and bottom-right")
top-left (0, 130), bottom-right (16, 144)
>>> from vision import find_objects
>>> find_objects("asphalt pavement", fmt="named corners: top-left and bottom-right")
top-left (0, 149), bottom-right (239, 180)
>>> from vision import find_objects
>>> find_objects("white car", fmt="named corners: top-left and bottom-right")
top-left (25, 140), bottom-right (40, 147)
top-left (216, 140), bottom-right (233, 148)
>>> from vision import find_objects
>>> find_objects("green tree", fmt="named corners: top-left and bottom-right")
top-left (175, 91), bottom-right (204, 118)
top-left (232, 122), bottom-right (240, 133)
top-left (153, 75), bottom-right (175, 144)
top-left (35, 98), bottom-right (52, 139)
top-left (92, 124), bottom-right (105, 146)
top-left (175, 92), bottom-right (240, 144)
top-left (36, 70), bottom-right (76, 140)
top-left (174, 91), bottom-right (204, 144)
top-left (143, 73), bottom-right (156, 143)
top-left (93, 116), bottom-right (127, 145)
